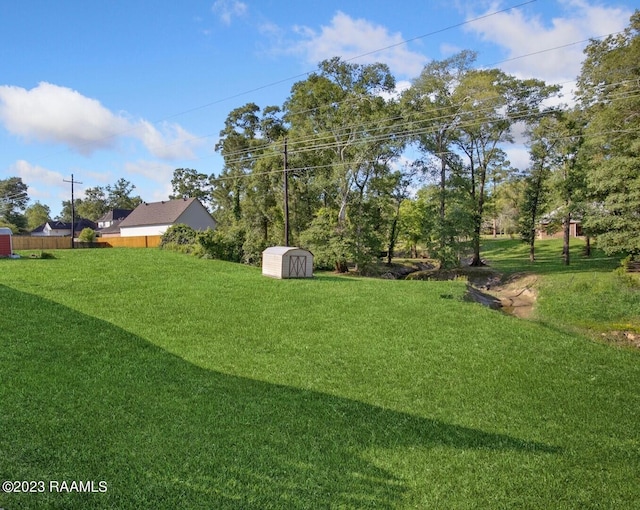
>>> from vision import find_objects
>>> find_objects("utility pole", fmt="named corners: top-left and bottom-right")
top-left (283, 138), bottom-right (290, 247)
top-left (63, 174), bottom-right (82, 249)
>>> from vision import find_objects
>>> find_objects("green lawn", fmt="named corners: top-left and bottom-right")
top-left (482, 238), bottom-right (640, 338)
top-left (1, 247), bottom-right (639, 509)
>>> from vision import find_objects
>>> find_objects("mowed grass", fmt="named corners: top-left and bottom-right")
top-left (1, 247), bottom-right (639, 509)
top-left (482, 238), bottom-right (640, 338)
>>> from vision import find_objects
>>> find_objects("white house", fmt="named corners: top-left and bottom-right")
top-left (118, 198), bottom-right (216, 237)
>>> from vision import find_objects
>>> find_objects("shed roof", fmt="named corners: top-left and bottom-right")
top-left (119, 198), bottom-right (199, 228)
top-left (262, 246), bottom-right (311, 256)
top-left (0, 227), bottom-right (12, 235)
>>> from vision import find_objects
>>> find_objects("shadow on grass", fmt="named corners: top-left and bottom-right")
top-left (0, 285), bottom-right (559, 509)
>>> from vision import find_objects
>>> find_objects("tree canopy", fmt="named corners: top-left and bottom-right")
top-left (578, 11), bottom-right (640, 256)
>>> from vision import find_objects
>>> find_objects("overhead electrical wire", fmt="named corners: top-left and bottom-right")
top-left (174, 40), bottom-right (635, 167)
top-left (20, 0), bottom-right (540, 167)
top-left (213, 81), bottom-right (640, 168)
top-left (13, 0), bottom-right (636, 197)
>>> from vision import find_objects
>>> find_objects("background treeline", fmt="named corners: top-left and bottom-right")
top-left (191, 11), bottom-right (637, 270)
top-left (3, 12), bottom-right (637, 271)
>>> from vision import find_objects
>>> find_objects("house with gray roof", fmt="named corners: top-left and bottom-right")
top-left (96, 209), bottom-right (133, 238)
top-left (118, 198), bottom-right (216, 237)
top-left (31, 219), bottom-right (97, 237)
top-left (97, 209), bottom-right (133, 229)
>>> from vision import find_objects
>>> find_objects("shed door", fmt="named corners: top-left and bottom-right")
top-left (289, 255), bottom-right (307, 277)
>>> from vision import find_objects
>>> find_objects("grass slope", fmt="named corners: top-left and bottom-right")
top-left (482, 238), bottom-right (640, 340)
top-left (1, 247), bottom-right (639, 509)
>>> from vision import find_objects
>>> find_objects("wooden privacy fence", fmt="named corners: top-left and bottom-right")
top-left (13, 235), bottom-right (161, 250)
top-left (95, 236), bottom-right (161, 248)
top-left (12, 236), bottom-right (73, 250)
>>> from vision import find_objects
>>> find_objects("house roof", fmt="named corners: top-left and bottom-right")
top-left (97, 209), bottom-right (133, 223)
top-left (47, 220), bottom-right (72, 230)
top-left (97, 219), bottom-right (125, 234)
top-left (119, 198), bottom-right (201, 228)
top-left (74, 219), bottom-right (97, 231)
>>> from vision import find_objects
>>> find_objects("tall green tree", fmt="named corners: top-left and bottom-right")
top-left (170, 168), bottom-right (212, 210)
top-left (401, 50), bottom-right (476, 266)
top-left (520, 114), bottom-right (566, 262)
top-left (453, 69), bottom-right (557, 265)
top-left (105, 178), bottom-right (142, 210)
top-left (548, 110), bottom-right (586, 265)
top-left (577, 10), bottom-right (640, 256)
top-left (213, 103), bottom-right (263, 223)
top-left (0, 177), bottom-right (29, 230)
top-left (284, 57), bottom-right (402, 271)
top-left (25, 202), bottom-right (51, 231)
top-left (77, 186), bottom-right (108, 221)
top-left (213, 103), bottom-right (287, 263)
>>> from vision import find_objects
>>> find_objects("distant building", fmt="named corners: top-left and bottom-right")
top-left (96, 209), bottom-right (133, 229)
top-left (118, 198), bottom-right (216, 237)
top-left (31, 219), bottom-right (97, 237)
top-left (95, 209), bottom-right (133, 238)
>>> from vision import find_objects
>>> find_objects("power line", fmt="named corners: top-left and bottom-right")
top-left (22, 1), bottom-right (540, 166)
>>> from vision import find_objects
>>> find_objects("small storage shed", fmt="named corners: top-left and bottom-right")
top-left (0, 227), bottom-right (13, 257)
top-left (262, 246), bottom-right (313, 279)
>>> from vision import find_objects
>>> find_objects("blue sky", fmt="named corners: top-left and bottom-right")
top-left (0, 0), bottom-right (635, 217)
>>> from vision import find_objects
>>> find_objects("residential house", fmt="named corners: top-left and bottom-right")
top-left (97, 209), bottom-right (132, 229)
top-left (118, 198), bottom-right (216, 237)
top-left (537, 214), bottom-right (584, 240)
top-left (31, 219), bottom-right (97, 237)
top-left (96, 209), bottom-right (132, 238)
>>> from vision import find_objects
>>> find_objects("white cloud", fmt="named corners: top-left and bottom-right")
top-left (378, 80), bottom-right (412, 102)
top-left (0, 82), bottom-right (200, 160)
top-left (504, 146), bottom-right (532, 172)
top-left (10, 159), bottom-right (66, 201)
top-left (212, 0), bottom-right (247, 25)
top-left (0, 82), bottom-right (129, 154)
top-left (124, 160), bottom-right (175, 184)
top-left (134, 121), bottom-right (202, 160)
top-left (464, 1), bottom-right (632, 84)
top-left (289, 12), bottom-right (428, 78)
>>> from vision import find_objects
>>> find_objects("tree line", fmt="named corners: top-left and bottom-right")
top-left (0, 178), bottom-right (143, 232)
top-left (189, 11), bottom-right (637, 270)
top-left (2, 12), bottom-right (637, 269)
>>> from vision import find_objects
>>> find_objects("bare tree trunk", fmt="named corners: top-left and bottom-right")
top-left (386, 215), bottom-right (398, 266)
top-left (529, 228), bottom-right (536, 262)
top-left (470, 220), bottom-right (483, 266)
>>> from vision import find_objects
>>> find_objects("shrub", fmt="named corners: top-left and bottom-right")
top-left (196, 227), bottom-right (244, 263)
top-left (78, 228), bottom-right (96, 242)
top-left (160, 224), bottom-right (197, 248)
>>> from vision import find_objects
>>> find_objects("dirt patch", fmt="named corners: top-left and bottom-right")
top-left (466, 273), bottom-right (539, 319)
top-left (600, 330), bottom-right (640, 349)
top-left (360, 260), bottom-right (539, 319)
